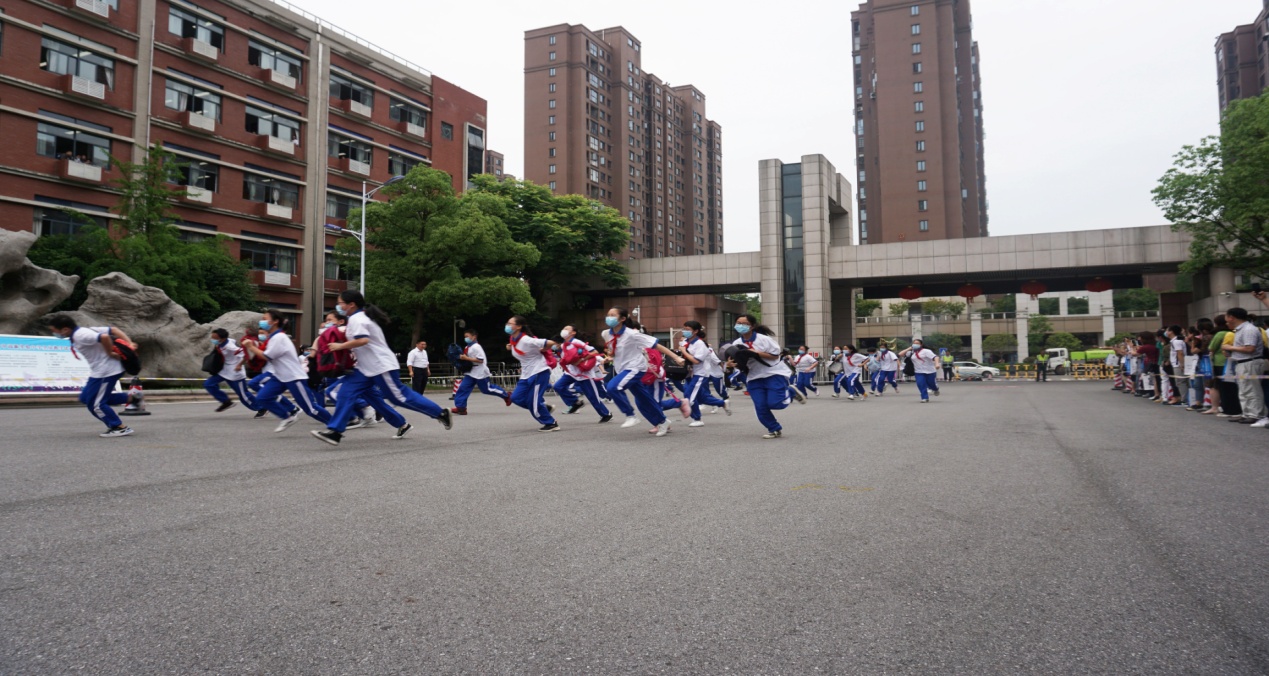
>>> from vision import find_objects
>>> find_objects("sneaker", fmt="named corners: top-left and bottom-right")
top-left (1238, 417), bottom-right (1259, 424)
top-left (99, 425), bottom-right (134, 438)
top-left (374, 413), bottom-right (384, 423)
top-left (791, 389), bottom-right (807, 405)
top-left (920, 399), bottom-right (929, 403)
top-left (215, 401), bottom-right (235, 413)
top-left (1251, 418), bottom-right (1269, 428)
top-left (1216, 412), bottom-right (1233, 418)
top-left (723, 400), bottom-right (732, 416)
top-left (361, 416), bottom-right (379, 428)
top-left (679, 399), bottom-right (693, 419)
top-left (932, 389), bottom-right (940, 397)
top-left (599, 414), bottom-right (613, 424)
top-left (450, 407), bottom-right (468, 415)
top-left (762, 430), bottom-right (782, 440)
top-left (567, 402), bottom-right (585, 415)
top-left (437, 409), bottom-right (453, 431)
top-left (393, 423), bottom-right (413, 439)
top-left (539, 422), bottom-right (561, 432)
top-left (710, 406), bottom-right (719, 413)
top-left (621, 416), bottom-right (639, 429)
top-left (504, 396), bottom-right (513, 407)
top-left (1228, 416), bottom-right (1251, 423)
top-left (847, 395), bottom-right (856, 401)
top-left (655, 421), bottom-right (671, 437)
top-left (312, 429), bottom-right (342, 446)
top-left (274, 413), bottom-right (299, 433)
top-left (874, 392), bottom-right (883, 398)
top-left (345, 418), bottom-right (369, 430)
top-left (689, 420), bottom-right (705, 427)
top-left (253, 409), bottom-right (269, 419)
top-left (831, 393), bottom-right (840, 399)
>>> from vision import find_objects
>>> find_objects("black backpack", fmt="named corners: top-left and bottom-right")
top-left (114, 339), bottom-right (143, 376)
top-left (201, 347), bottom-right (224, 375)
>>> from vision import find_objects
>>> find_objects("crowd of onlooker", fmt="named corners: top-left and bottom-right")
top-left (1110, 291), bottom-right (1269, 428)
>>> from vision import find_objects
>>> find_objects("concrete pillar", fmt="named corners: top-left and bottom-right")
top-left (1088, 290), bottom-right (1109, 314)
top-left (970, 313), bottom-right (983, 361)
top-left (1018, 293), bottom-right (1039, 315)
top-left (910, 315), bottom-right (923, 342)
top-left (1016, 309), bottom-right (1030, 361)
top-left (1101, 306), bottom-right (1116, 345)
top-left (300, 42), bottom-right (333, 344)
top-left (830, 287), bottom-right (856, 349)
top-left (1058, 295), bottom-right (1069, 316)
top-left (800, 155), bottom-right (832, 353)
top-left (131, 0), bottom-right (157, 162)
top-left (758, 160), bottom-right (785, 344)
top-left (1210, 267), bottom-right (1237, 297)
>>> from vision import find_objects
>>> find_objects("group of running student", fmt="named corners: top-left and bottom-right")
top-left (791, 342), bottom-right (944, 403)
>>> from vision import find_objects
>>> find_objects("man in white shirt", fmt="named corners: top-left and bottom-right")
top-left (47, 314), bottom-right (135, 437)
top-left (406, 340), bottom-right (430, 393)
top-left (1222, 307), bottom-right (1267, 425)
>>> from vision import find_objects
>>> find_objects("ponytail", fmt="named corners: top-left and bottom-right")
top-left (683, 320), bottom-right (710, 346)
top-left (739, 313), bottom-right (774, 337)
top-left (611, 306), bottom-right (643, 331)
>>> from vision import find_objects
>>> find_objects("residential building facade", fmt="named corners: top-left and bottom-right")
top-left (524, 24), bottom-right (723, 259)
top-left (1216, 1), bottom-right (1269, 110)
top-left (852, 0), bottom-right (987, 244)
top-left (0, 0), bottom-right (486, 342)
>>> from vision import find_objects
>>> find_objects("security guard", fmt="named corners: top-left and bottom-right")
top-left (1036, 351), bottom-right (1050, 382)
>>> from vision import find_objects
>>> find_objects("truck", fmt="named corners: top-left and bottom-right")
top-left (1044, 348), bottom-right (1071, 375)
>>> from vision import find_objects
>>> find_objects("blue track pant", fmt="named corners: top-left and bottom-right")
top-left (81, 374), bottom-right (126, 429)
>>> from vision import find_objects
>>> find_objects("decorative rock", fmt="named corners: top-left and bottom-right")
top-left (0, 230), bottom-right (79, 334)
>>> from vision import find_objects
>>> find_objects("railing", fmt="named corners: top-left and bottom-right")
top-left (979, 312), bottom-right (1015, 320)
top-left (1115, 310), bottom-right (1159, 318)
top-left (856, 316), bottom-right (910, 324)
top-left (265, 0), bottom-right (433, 79)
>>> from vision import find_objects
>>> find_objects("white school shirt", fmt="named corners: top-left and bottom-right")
top-left (730, 333), bottom-right (792, 382)
top-left (71, 326), bottom-right (124, 379)
top-left (910, 347), bottom-right (939, 374)
top-left (463, 342), bottom-right (492, 379)
top-left (510, 333), bottom-right (550, 379)
top-left (261, 331), bottom-right (307, 382)
top-left (877, 350), bottom-right (899, 372)
top-left (844, 353), bottom-right (867, 375)
top-left (217, 339), bottom-right (247, 381)
top-left (406, 347), bottom-right (430, 369)
top-left (1168, 338), bottom-right (1186, 368)
top-left (345, 311), bottom-right (399, 377)
top-left (792, 353), bottom-right (819, 373)
top-left (602, 326), bottom-right (657, 374)
top-left (682, 338), bottom-right (716, 378)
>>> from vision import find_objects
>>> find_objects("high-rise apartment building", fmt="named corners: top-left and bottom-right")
top-left (0, 0), bottom-right (487, 342)
top-left (524, 24), bottom-right (723, 259)
top-left (1216, 2), bottom-right (1269, 110)
top-left (852, 0), bottom-right (987, 244)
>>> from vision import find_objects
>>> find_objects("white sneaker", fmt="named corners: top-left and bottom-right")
top-left (621, 416), bottom-right (639, 429)
top-left (723, 400), bottom-right (732, 416)
top-left (274, 413), bottom-right (299, 433)
top-left (99, 425), bottom-right (134, 438)
top-left (762, 430), bottom-right (782, 440)
top-left (710, 406), bottom-right (718, 414)
top-left (345, 417), bottom-right (369, 430)
top-left (847, 395), bottom-right (855, 401)
top-left (831, 393), bottom-right (840, 398)
top-left (656, 421), bottom-right (671, 437)
top-left (689, 420), bottom-right (705, 427)
top-left (1252, 418), bottom-right (1269, 428)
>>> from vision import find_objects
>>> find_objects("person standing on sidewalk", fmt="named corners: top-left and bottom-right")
top-left (406, 341), bottom-right (430, 393)
top-left (1222, 307), bottom-right (1267, 427)
top-left (1035, 352), bottom-right (1049, 382)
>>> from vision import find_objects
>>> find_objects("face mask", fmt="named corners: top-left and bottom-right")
top-left (258, 320), bottom-right (270, 330)
top-left (880, 348), bottom-right (888, 352)
top-left (734, 324), bottom-right (750, 335)
top-left (464, 337), bottom-right (474, 345)
top-left (561, 330), bottom-right (572, 340)
top-left (322, 322), bottom-right (334, 329)
top-left (798, 350), bottom-right (806, 355)
top-left (336, 306), bottom-right (348, 317)
top-left (913, 344), bottom-right (922, 349)
top-left (210, 338), bottom-right (220, 345)
top-left (605, 317), bottom-right (620, 328)
top-left (682, 329), bottom-right (694, 339)
top-left (505, 325), bottom-right (515, 335)
top-left (257, 333), bottom-right (267, 341)
top-left (833, 350), bottom-right (841, 355)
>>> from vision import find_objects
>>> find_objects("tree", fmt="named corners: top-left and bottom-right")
top-left (1027, 314), bottom-right (1054, 354)
top-left (27, 145), bottom-right (257, 322)
top-left (855, 298), bottom-right (882, 317)
top-left (1038, 298), bottom-right (1060, 315)
top-left (922, 332), bottom-right (963, 352)
top-left (1153, 91), bottom-right (1269, 274)
top-left (1109, 331), bottom-right (1138, 346)
top-left (982, 334), bottom-right (1017, 362)
top-left (1045, 332), bottom-right (1084, 352)
top-left (1113, 288), bottom-right (1159, 312)
top-left (888, 301), bottom-right (910, 317)
top-left (1067, 296), bottom-right (1090, 315)
top-left (989, 294), bottom-right (1016, 313)
top-left (342, 166), bottom-right (540, 342)
top-left (725, 293), bottom-right (762, 320)
top-left (466, 176), bottom-right (628, 318)
top-left (921, 299), bottom-right (965, 316)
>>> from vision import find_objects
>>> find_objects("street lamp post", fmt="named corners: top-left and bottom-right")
top-left (328, 175), bottom-right (405, 302)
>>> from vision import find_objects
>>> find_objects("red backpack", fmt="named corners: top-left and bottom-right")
top-left (641, 348), bottom-right (664, 385)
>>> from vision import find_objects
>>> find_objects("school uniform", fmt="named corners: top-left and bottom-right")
top-left (791, 353), bottom-right (819, 396)
top-left (682, 337), bottom-right (728, 420)
top-left (602, 326), bottom-right (668, 426)
top-left (703, 345), bottom-right (730, 402)
top-left (843, 353), bottom-right (868, 397)
top-left (254, 330), bottom-right (331, 424)
top-left (454, 341), bottom-right (510, 409)
top-left (203, 339), bottom-right (257, 409)
top-left (325, 311), bottom-right (445, 433)
top-left (553, 338), bottom-right (611, 418)
top-left (875, 350), bottom-right (900, 392)
top-left (508, 332), bottom-right (557, 426)
top-left (731, 332), bottom-right (794, 434)
top-left (70, 326), bottom-right (129, 430)
top-left (910, 347), bottom-right (941, 401)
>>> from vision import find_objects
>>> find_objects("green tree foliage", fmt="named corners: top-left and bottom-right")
top-left (888, 301), bottom-right (910, 317)
top-left (27, 146), bottom-right (256, 322)
top-left (1045, 332), bottom-right (1084, 352)
top-left (1112, 288), bottom-right (1159, 312)
top-left (1027, 314), bottom-right (1054, 353)
top-left (1067, 296), bottom-right (1090, 315)
top-left (1109, 331), bottom-right (1138, 345)
top-left (855, 298), bottom-right (882, 317)
top-left (989, 294), bottom-right (1016, 313)
top-left (725, 293), bottom-right (762, 321)
top-left (340, 166), bottom-right (540, 343)
top-left (1153, 92), bottom-right (1269, 274)
top-left (1037, 298), bottom-right (1060, 315)
top-left (921, 332), bottom-right (963, 351)
top-left (466, 176), bottom-right (628, 317)
top-left (921, 299), bottom-right (966, 316)
top-left (982, 333), bottom-right (1017, 361)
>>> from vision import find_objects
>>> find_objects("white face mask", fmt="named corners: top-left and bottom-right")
top-left (560, 330), bottom-right (572, 340)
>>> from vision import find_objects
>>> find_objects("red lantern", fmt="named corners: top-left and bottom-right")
top-left (1085, 277), bottom-right (1112, 293)
top-left (898, 286), bottom-right (922, 301)
top-left (1020, 280), bottom-right (1047, 299)
top-left (957, 283), bottom-right (983, 300)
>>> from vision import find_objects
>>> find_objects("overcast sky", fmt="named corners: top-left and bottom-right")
top-left (304, 0), bottom-right (1253, 252)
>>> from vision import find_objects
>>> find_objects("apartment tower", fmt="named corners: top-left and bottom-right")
top-left (524, 24), bottom-right (723, 259)
top-left (1216, 1), bottom-right (1269, 110)
top-left (852, 0), bottom-right (987, 244)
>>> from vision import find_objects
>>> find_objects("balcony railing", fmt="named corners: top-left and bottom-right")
top-left (1115, 310), bottom-right (1159, 318)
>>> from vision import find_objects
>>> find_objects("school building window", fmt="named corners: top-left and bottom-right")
top-left (917, 199), bottom-right (928, 212)
top-left (36, 113), bottom-right (111, 166)
top-left (441, 122), bottom-right (453, 140)
top-left (41, 35), bottom-right (115, 89)
top-left (389, 98), bottom-right (428, 128)
top-left (245, 103), bottom-right (300, 142)
top-left (239, 240), bottom-right (296, 273)
top-left (326, 191), bottom-right (356, 220)
top-left (165, 75), bottom-right (222, 121)
top-left (919, 219), bottom-right (929, 231)
top-left (32, 202), bottom-right (108, 237)
top-left (168, 6), bottom-right (225, 51)
top-left (247, 39), bottom-right (302, 82)
top-left (329, 70), bottom-right (374, 107)
top-left (242, 171), bottom-right (299, 208)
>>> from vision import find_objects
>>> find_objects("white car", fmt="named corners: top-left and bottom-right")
top-left (954, 361), bottom-right (1000, 380)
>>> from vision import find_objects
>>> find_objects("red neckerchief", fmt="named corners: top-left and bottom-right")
top-left (509, 332), bottom-right (528, 356)
top-left (607, 324), bottom-right (626, 360)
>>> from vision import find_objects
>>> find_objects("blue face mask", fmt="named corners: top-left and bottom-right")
top-left (798, 350), bottom-right (807, 355)
top-left (464, 337), bottom-right (474, 345)
top-left (210, 338), bottom-right (220, 345)
top-left (504, 325), bottom-right (515, 335)
top-left (735, 324), bottom-right (751, 335)
top-left (605, 317), bottom-right (620, 328)
top-left (336, 306), bottom-right (347, 317)
top-left (681, 329), bottom-right (693, 339)
top-left (257, 333), bottom-right (267, 341)
top-left (258, 320), bottom-right (270, 330)
top-left (833, 350), bottom-right (841, 355)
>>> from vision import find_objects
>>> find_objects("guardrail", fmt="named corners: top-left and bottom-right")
top-left (1115, 310), bottom-right (1159, 318)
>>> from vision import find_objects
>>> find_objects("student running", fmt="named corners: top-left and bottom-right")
top-left (243, 310), bottom-right (331, 433)
top-left (900, 339), bottom-right (942, 402)
top-left (450, 328), bottom-right (512, 416)
top-left (790, 345), bottom-right (819, 397)
top-left (505, 315), bottom-right (561, 432)
top-left (725, 314), bottom-right (800, 439)
top-left (679, 321), bottom-right (730, 426)
top-left (47, 314), bottom-right (136, 438)
top-left (601, 306), bottom-right (687, 436)
top-left (555, 326), bottom-right (614, 423)
top-left (203, 328), bottom-right (256, 413)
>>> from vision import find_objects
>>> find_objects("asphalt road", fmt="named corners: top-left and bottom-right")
top-left (2, 381), bottom-right (1267, 674)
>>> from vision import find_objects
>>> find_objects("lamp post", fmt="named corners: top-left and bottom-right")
top-left (326, 175), bottom-right (406, 301)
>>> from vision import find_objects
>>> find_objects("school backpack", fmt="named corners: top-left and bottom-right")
top-left (446, 343), bottom-right (472, 373)
top-left (112, 338), bottom-right (142, 376)
top-left (663, 350), bottom-right (690, 381)
top-left (201, 347), bottom-right (225, 375)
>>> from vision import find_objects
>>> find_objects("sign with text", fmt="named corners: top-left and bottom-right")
top-left (263, 270), bottom-right (290, 286)
top-left (0, 334), bottom-right (91, 394)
